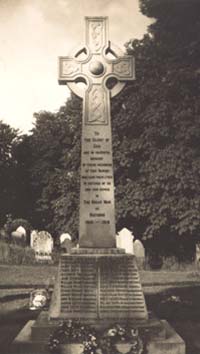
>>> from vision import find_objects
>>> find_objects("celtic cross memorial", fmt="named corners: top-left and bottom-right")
top-left (50, 16), bottom-right (146, 322)
top-left (59, 17), bottom-right (135, 248)
top-left (10, 19), bottom-right (186, 353)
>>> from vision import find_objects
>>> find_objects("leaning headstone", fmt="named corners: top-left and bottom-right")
top-left (134, 239), bottom-right (145, 269)
top-left (196, 243), bottom-right (200, 263)
top-left (134, 239), bottom-right (145, 258)
top-left (32, 231), bottom-right (53, 262)
top-left (116, 227), bottom-right (134, 254)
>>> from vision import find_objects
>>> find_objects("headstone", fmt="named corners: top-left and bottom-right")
top-left (196, 243), bottom-right (200, 263)
top-left (31, 231), bottom-right (53, 261)
top-left (30, 230), bottom-right (38, 248)
top-left (16, 225), bottom-right (26, 237)
top-left (60, 233), bottom-right (71, 244)
top-left (60, 233), bottom-right (72, 254)
top-left (134, 239), bottom-right (145, 269)
top-left (116, 227), bottom-right (134, 254)
top-left (133, 239), bottom-right (145, 258)
top-left (11, 230), bottom-right (26, 246)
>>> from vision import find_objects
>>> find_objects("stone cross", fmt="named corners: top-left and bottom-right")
top-left (59, 17), bottom-right (135, 248)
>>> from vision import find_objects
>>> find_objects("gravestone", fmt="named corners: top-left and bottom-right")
top-left (30, 230), bottom-right (38, 248)
top-left (11, 230), bottom-right (26, 246)
top-left (134, 239), bottom-right (145, 269)
top-left (59, 233), bottom-right (72, 244)
top-left (196, 243), bottom-right (200, 263)
top-left (31, 231), bottom-right (53, 261)
top-left (134, 239), bottom-right (145, 258)
top-left (16, 225), bottom-right (26, 237)
top-left (60, 233), bottom-right (72, 254)
top-left (116, 227), bottom-right (134, 254)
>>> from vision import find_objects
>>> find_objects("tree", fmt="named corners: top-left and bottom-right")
top-left (11, 134), bottom-right (34, 222)
top-left (110, 0), bottom-right (200, 259)
top-left (29, 95), bottom-right (81, 238)
top-left (0, 121), bottom-right (19, 225)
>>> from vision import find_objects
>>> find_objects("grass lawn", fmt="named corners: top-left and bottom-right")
top-left (0, 264), bottom-right (57, 287)
top-left (140, 269), bottom-right (200, 285)
top-left (0, 264), bottom-right (200, 289)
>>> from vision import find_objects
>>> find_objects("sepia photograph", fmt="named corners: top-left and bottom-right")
top-left (0, 0), bottom-right (199, 353)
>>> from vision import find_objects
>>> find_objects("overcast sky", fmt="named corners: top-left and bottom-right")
top-left (0, 0), bottom-right (153, 133)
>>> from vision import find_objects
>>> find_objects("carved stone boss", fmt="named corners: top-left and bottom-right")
top-left (59, 17), bottom-right (135, 248)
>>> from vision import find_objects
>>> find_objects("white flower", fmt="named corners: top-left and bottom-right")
top-left (107, 328), bottom-right (117, 337)
top-left (32, 294), bottom-right (46, 308)
top-left (131, 328), bottom-right (139, 337)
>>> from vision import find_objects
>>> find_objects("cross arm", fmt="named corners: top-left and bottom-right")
top-left (111, 56), bottom-right (135, 81)
top-left (58, 56), bottom-right (82, 85)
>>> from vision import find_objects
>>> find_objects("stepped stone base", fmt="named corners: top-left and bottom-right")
top-left (10, 248), bottom-right (185, 353)
top-left (11, 316), bottom-right (185, 354)
top-left (49, 249), bottom-right (148, 321)
top-left (31, 311), bottom-right (165, 342)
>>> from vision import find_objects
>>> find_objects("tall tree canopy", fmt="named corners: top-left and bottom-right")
top-left (0, 121), bottom-right (19, 223)
top-left (28, 95), bottom-right (81, 237)
top-left (111, 0), bottom-right (200, 256)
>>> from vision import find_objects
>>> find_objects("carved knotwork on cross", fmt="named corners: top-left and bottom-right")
top-left (59, 17), bottom-right (135, 125)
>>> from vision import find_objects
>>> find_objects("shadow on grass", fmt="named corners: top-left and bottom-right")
top-left (0, 309), bottom-right (39, 354)
top-left (147, 285), bottom-right (200, 354)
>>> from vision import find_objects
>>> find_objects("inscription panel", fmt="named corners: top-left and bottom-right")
top-left (79, 117), bottom-right (116, 247)
top-left (61, 256), bottom-right (97, 317)
top-left (99, 257), bottom-right (147, 318)
top-left (60, 254), bottom-right (147, 320)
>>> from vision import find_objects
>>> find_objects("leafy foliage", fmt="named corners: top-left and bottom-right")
top-left (4, 216), bottom-right (31, 236)
top-left (111, 0), bottom-right (200, 246)
top-left (28, 95), bottom-right (81, 238)
top-left (0, 121), bottom-right (19, 224)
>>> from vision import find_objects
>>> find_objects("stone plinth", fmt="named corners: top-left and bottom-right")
top-left (49, 249), bottom-right (148, 322)
top-left (30, 311), bottom-right (165, 343)
top-left (11, 316), bottom-right (185, 354)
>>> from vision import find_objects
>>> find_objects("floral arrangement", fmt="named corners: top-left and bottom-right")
top-left (29, 289), bottom-right (50, 310)
top-left (48, 320), bottom-right (97, 353)
top-left (48, 320), bottom-right (144, 354)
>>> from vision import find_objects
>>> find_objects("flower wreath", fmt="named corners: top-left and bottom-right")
top-left (48, 320), bottom-right (144, 354)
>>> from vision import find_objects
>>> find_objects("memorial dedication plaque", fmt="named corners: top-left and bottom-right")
top-left (80, 122), bottom-right (115, 247)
